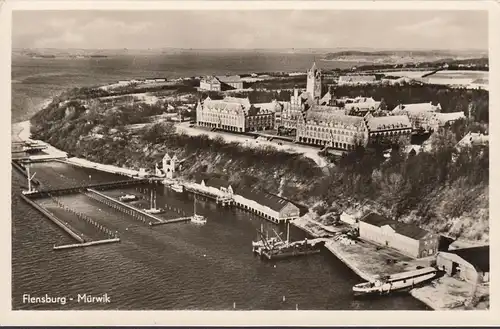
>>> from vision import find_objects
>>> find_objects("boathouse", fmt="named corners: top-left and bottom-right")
top-left (233, 187), bottom-right (300, 224)
top-left (436, 246), bottom-right (490, 283)
top-left (359, 213), bottom-right (439, 259)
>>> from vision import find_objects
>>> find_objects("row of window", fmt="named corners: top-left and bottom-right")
top-left (298, 131), bottom-right (358, 142)
top-left (305, 125), bottom-right (362, 135)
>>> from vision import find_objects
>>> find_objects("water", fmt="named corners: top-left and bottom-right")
top-left (11, 162), bottom-right (428, 310)
top-left (11, 52), bottom-right (358, 122)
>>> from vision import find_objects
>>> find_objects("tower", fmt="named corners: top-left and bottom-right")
top-left (306, 62), bottom-right (322, 103)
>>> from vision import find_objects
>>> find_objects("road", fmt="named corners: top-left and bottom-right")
top-left (175, 122), bottom-right (328, 167)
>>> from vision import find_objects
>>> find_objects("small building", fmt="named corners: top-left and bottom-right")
top-left (161, 153), bottom-right (178, 179)
top-left (359, 213), bottom-right (439, 259)
top-left (436, 246), bottom-right (489, 283)
top-left (199, 177), bottom-right (234, 199)
top-left (340, 211), bottom-right (357, 226)
top-left (199, 76), bottom-right (222, 91)
top-left (216, 75), bottom-right (244, 90)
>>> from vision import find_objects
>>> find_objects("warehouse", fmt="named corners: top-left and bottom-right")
top-left (359, 213), bottom-right (439, 259)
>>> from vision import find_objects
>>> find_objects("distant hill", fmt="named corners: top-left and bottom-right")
top-left (323, 49), bottom-right (487, 64)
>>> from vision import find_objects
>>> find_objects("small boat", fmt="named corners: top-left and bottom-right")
top-left (171, 183), bottom-right (184, 193)
top-left (191, 196), bottom-right (207, 224)
top-left (352, 267), bottom-right (439, 295)
top-left (143, 190), bottom-right (165, 214)
top-left (119, 194), bottom-right (137, 202)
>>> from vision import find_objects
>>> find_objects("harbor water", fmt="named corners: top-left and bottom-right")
top-left (12, 162), bottom-right (429, 310)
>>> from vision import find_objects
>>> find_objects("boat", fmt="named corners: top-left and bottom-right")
top-left (142, 189), bottom-right (165, 214)
top-left (352, 267), bottom-right (439, 295)
top-left (171, 183), bottom-right (184, 193)
top-left (119, 194), bottom-right (137, 202)
top-left (252, 224), bottom-right (286, 253)
top-left (190, 196), bottom-right (207, 224)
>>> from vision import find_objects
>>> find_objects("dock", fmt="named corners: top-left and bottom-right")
top-left (53, 238), bottom-right (120, 250)
top-left (150, 217), bottom-right (192, 226)
top-left (84, 189), bottom-right (164, 224)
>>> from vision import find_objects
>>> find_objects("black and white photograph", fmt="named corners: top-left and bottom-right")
top-left (2, 0), bottom-right (497, 325)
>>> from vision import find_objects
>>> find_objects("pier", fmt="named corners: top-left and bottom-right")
top-left (53, 238), bottom-right (121, 250)
top-left (84, 189), bottom-right (164, 224)
top-left (25, 178), bottom-right (150, 199)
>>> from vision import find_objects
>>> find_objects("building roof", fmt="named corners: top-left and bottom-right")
top-left (235, 187), bottom-right (294, 212)
top-left (216, 75), bottom-right (243, 83)
top-left (365, 115), bottom-right (412, 131)
top-left (433, 112), bottom-right (465, 125)
top-left (449, 245), bottom-right (489, 272)
top-left (305, 110), bottom-right (365, 127)
top-left (361, 213), bottom-right (431, 240)
top-left (392, 102), bottom-right (440, 113)
top-left (202, 99), bottom-right (247, 114)
top-left (345, 101), bottom-right (381, 111)
top-left (201, 76), bottom-right (221, 84)
top-left (201, 177), bottom-right (232, 190)
top-left (223, 96), bottom-right (251, 108)
top-left (457, 132), bottom-right (489, 147)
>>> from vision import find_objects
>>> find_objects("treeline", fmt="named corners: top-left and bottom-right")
top-left (331, 83), bottom-right (489, 123)
top-left (311, 121), bottom-right (488, 240)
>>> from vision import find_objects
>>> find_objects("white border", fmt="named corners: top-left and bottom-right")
top-left (1, 0), bottom-right (498, 326)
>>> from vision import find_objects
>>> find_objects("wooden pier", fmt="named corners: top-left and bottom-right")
top-left (150, 217), bottom-right (192, 226)
top-left (53, 238), bottom-right (120, 250)
top-left (26, 178), bottom-right (150, 199)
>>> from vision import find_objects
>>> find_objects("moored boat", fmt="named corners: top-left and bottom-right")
top-left (119, 194), bottom-right (137, 202)
top-left (171, 183), bottom-right (184, 193)
top-left (352, 267), bottom-right (439, 295)
top-left (190, 196), bottom-right (207, 224)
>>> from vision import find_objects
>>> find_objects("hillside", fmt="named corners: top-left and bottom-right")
top-left (30, 84), bottom-right (489, 243)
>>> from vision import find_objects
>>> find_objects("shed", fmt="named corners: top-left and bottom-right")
top-left (436, 246), bottom-right (489, 283)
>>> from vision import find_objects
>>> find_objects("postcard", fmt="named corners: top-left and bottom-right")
top-left (1, 0), bottom-right (498, 326)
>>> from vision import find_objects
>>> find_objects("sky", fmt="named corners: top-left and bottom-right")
top-left (12, 10), bottom-right (488, 50)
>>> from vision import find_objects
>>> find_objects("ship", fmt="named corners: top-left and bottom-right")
top-left (352, 267), bottom-right (439, 295)
top-left (253, 222), bottom-right (324, 260)
top-left (190, 196), bottom-right (207, 224)
top-left (252, 224), bottom-right (286, 254)
top-left (142, 189), bottom-right (165, 214)
top-left (171, 183), bottom-right (184, 193)
top-left (119, 194), bottom-right (138, 202)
